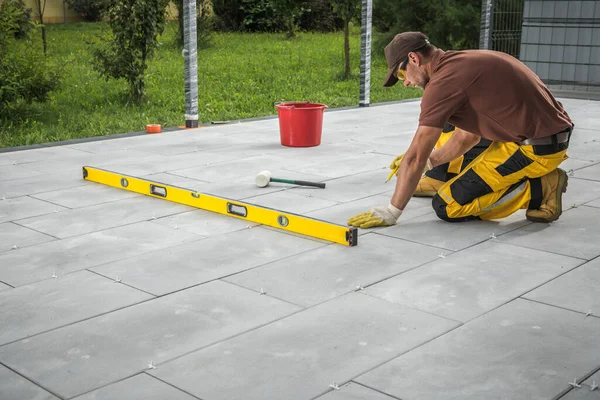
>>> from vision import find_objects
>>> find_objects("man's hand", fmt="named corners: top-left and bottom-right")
top-left (347, 204), bottom-right (403, 229)
top-left (386, 152), bottom-right (433, 183)
top-left (389, 153), bottom-right (405, 170)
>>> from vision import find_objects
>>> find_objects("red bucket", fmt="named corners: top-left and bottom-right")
top-left (275, 101), bottom-right (328, 147)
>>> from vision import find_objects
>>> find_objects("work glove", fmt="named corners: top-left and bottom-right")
top-left (347, 203), bottom-right (403, 229)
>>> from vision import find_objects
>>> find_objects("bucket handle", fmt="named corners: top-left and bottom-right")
top-left (274, 100), bottom-right (312, 109)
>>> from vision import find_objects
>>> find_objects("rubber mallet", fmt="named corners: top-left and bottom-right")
top-left (256, 170), bottom-right (326, 189)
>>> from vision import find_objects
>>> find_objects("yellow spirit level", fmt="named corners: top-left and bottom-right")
top-left (82, 166), bottom-right (358, 246)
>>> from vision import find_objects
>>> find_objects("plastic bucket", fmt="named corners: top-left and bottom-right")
top-left (275, 101), bottom-right (328, 147)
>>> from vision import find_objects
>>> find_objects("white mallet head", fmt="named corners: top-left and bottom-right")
top-left (256, 170), bottom-right (272, 187)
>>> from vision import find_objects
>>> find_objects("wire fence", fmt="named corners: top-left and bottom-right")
top-left (490, 0), bottom-right (526, 58)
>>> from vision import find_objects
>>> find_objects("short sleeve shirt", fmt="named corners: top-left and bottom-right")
top-left (419, 50), bottom-right (572, 141)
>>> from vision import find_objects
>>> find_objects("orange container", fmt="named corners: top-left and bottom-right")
top-left (275, 102), bottom-right (327, 147)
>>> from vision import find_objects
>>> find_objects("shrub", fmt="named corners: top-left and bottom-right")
top-left (0, 0), bottom-right (33, 39)
top-left (0, 2), bottom-right (60, 117)
top-left (65, 0), bottom-right (111, 22)
top-left (93, 0), bottom-right (170, 102)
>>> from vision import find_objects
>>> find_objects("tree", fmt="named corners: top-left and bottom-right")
top-left (32, 0), bottom-right (47, 55)
top-left (93, 0), bottom-right (170, 103)
top-left (270, 0), bottom-right (309, 37)
top-left (331, 0), bottom-right (360, 75)
top-left (0, 0), bottom-right (59, 117)
top-left (174, 0), bottom-right (215, 47)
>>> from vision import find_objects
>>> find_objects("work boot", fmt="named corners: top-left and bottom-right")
top-left (413, 175), bottom-right (445, 197)
top-left (526, 168), bottom-right (568, 223)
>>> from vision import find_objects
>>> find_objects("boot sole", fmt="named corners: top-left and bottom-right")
top-left (526, 169), bottom-right (568, 223)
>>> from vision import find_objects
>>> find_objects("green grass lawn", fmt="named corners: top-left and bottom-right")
top-left (0, 22), bottom-right (422, 148)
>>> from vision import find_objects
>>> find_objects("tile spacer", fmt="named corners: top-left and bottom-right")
top-left (114, 276), bottom-right (122, 283)
top-left (148, 361), bottom-right (156, 369)
top-left (489, 232), bottom-right (496, 239)
top-left (569, 379), bottom-right (581, 388)
top-left (355, 284), bottom-right (364, 291)
top-left (438, 253), bottom-right (446, 259)
top-left (591, 381), bottom-right (598, 391)
top-left (259, 288), bottom-right (266, 295)
top-left (329, 382), bottom-right (340, 390)
top-left (11, 245), bottom-right (18, 250)
top-left (52, 270), bottom-right (57, 278)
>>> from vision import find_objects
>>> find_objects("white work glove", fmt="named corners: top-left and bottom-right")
top-left (347, 203), bottom-right (403, 229)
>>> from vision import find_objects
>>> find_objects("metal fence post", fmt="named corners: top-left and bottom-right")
top-left (359, 0), bottom-right (372, 107)
top-left (480, 0), bottom-right (494, 50)
top-left (183, 0), bottom-right (199, 128)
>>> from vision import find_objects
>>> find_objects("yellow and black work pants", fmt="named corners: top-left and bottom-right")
top-left (426, 124), bottom-right (492, 182)
top-left (432, 130), bottom-right (571, 221)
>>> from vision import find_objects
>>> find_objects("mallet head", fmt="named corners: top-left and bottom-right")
top-left (256, 170), bottom-right (272, 187)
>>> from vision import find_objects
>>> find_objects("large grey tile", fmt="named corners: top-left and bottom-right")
top-left (524, 257), bottom-right (600, 315)
top-left (91, 226), bottom-right (325, 296)
top-left (587, 198), bottom-right (600, 208)
top-left (31, 182), bottom-right (140, 208)
top-left (0, 222), bottom-right (55, 253)
top-left (21, 149), bottom-right (153, 174)
top-left (306, 194), bottom-right (433, 228)
top-left (0, 172), bottom-right (84, 199)
top-left (0, 146), bottom-right (88, 165)
top-left (0, 282), bottom-right (10, 292)
top-left (574, 162), bottom-right (600, 182)
top-left (499, 206), bottom-right (600, 259)
top-left (364, 241), bottom-right (582, 322)
top-left (151, 208), bottom-right (256, 237)
top-left (71, 373), bottom-right (197, 400)
top-left (151, 293), bottom-right (459, 400)
top-left (140, 172), bottom-right (210, 190)
top-left (0, 164), bottom-right (43, 181)
top-left (16, 196), bottom-right (191, 239)
top-left (287, 169), bottom-right (394, 203)
top-left (0, 221), bottom-right (201, 286)
top-left (563, 177), bottom-right (600, 207)
top-left (224, 233), bottom-right (441, 307)
top-left (284, 152), bottom-right (394, 178)
top-left (170, 154), bottom-right (309, 183)
top-left (0, 196), bottom-right (68, 224)
top-left (0, 364), bottom-right (58, 400)
top-left (0, 280), bottom-right (300, 399)
top-left (243, 190), bottom-right (339, 214)
top-left (356, 299), bottom-right (600, 400)
top-left (315, 381), bottom-right (399, 399)
top-left (0, 270), bottom-right (152, 345)
top-left (379, 210), bottom-right (529, 251)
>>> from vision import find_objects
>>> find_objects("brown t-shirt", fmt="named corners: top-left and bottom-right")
top-left (419, 50), bottom-right (572, 141)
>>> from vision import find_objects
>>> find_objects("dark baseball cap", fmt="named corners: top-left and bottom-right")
top-left (383, 32), bottom-right (430, 87)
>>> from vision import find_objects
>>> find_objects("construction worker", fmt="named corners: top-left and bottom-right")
top-left (348, 31), bottom-right (573, 229)
top-left (400, 123), bottom-right (492, 197)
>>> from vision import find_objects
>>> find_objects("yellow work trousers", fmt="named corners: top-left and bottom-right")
top-left (432, 140), bottom-right (569, 221)
top-left (435, 129), bottom-right (464, 175)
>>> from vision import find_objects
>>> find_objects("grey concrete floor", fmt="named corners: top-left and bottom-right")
top-left (1, 98), bottom-right (600, 400)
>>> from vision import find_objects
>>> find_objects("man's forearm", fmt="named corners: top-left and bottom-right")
top-left (429, 128), bottom-right (481, 167)
top-left (390, 155), bottom-right (427, 211)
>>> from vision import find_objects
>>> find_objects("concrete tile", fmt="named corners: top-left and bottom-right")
top-left (71, 373), bottom-right (197, 400)
top-left (243, 190), bottom-right (339, 214)
top-left (150, 293), bottom-right (459, 400)
top-left (151, 208), bottom-right (255, 237)
top-left (0, 364), bottom-right (59, 400)
top-left (0, 270), bottom-right (152, 345)
top-left (306, 194), bottom-right (432, 229)
top-left (140, 172), bottom-right (210, 189)
top-left (0, 164), bottom-right (43, 181)
top-left (364, 241), bottom-right (582, 322)
top-left (0, 221), bottom-right (201, 287)
top-left (0, 196), bottom-right (68, 224)
top-left (563, 177), bottom-right (600, 207)
top-left (0, 222), bottom-right (55, 253)
top-left (284, 152), bottom-right (395, 179)
top-left (16, 196), bottom-right (192, 239)
top-left (574, 162), bottom-right (600, 181)
top-left (355, 299), bottom-right (600, 400)
top-left (91, 227), bottom-right (325, 296)
top-left (0, 281), bottom-right (300, 399)
top-left (315, 381), bottom-right (399, 399)
top-left (21, 150), bottom-right (153, 174)
top-left (587, 198), bottom-right (600, 208)
top-left (561, 158), bottom-right (599, 172)
top-left (225, 233), bottom-right (441, 307)
top-left (379, 210), bottom-right (530, 251)
top-left (499, 206), bottom-right (600, 260)
top-left (287, 169), bottom-right (393, 203)
top-left (169, 154), bottom-right (309, 183)
top-left (0, 282), bottom-right (10, 292)
top-left (0, 146), bottom-right (88, 165)
top-left (524, 257), bottom-right (600, 315)
top-left (0, 172), bottom-right (85, 199)
top-left (30, 184), bottom-right (140, 209)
